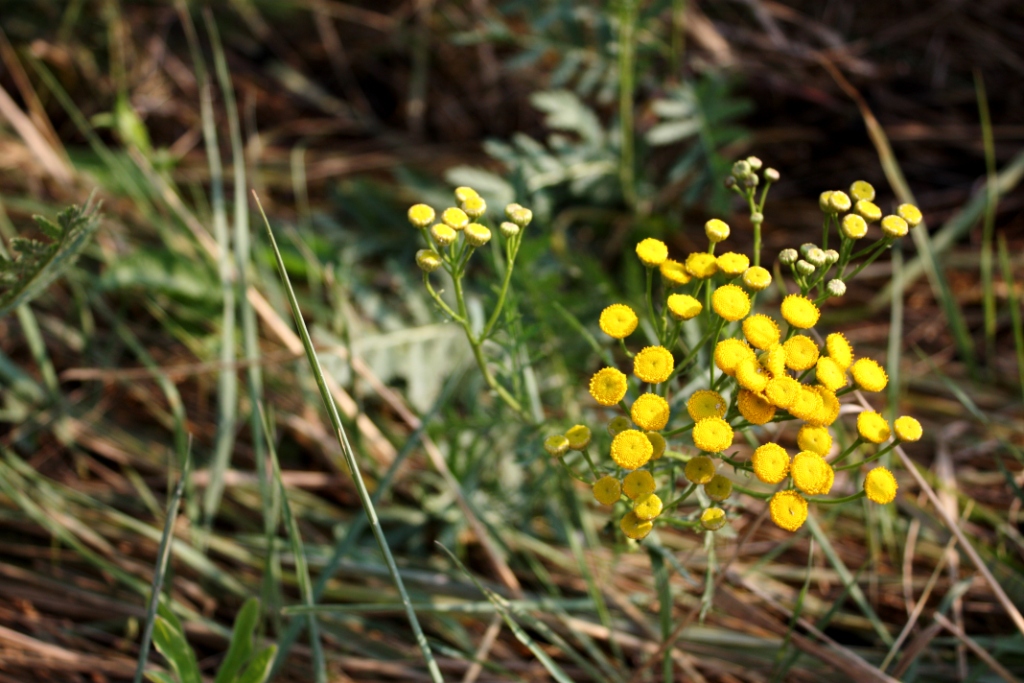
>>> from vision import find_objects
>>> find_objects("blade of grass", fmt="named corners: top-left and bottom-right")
top-left (253, 192), bottom-right (444, 682)
top-left (648, 546), bottom-right (673, 683)
top-left (770, 540), bottom-right (814, 683)
top-left (998, 234), bottom-right (1024, 404)
top-left (975, 70), bottom-right (998, 369)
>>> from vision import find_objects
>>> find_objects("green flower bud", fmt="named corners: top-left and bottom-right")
top-left (416, 249), bottom-right (443, 273)
top-left (823, 249), bottom-right (839, 265)
top-left (746, 156), bottom-right (763, 171)
top-left (510, 207), bottom-right (533, 228)
top-left (607, 415), bottom-right (631, 437)
top-left (778, 248), bottom-right (799, 266)
top-left (700, 507), bottom-right (727, 531)
top-left (827, 279), bottom-right (847, 297)
top-left (732, 160), bottom-right (752, 178)
top-left (764, 167), bottom-right (780, 183)
top-left (500, 221), bottom-right (520, 238)
top-left (796, 260), bottom-right (816, 276)
top-left (806, 248), bottom-right (827, 268)
top-left (464, 222), bottom-right (492, 247)
top-left (544, 434), bottom-right (570, 457)
top-left (800, 243), bottom-right (817, 257)
top-left (461, 195), bottom-right (487, 219)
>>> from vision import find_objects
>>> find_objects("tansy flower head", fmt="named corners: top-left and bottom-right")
top-left (704, 474), bottom-right (733, 502)
top-left (857, 411), bottom-right (891, 444)
top-left (806, 386), bottom-right (841, 427)
top-left (783, 335), bottom-right (820, 371)
top-left (855, 200), bottom-right (882, 223)
top-left (565, 425), bottom-right (592, 451)
top-left (692, 417), bottom-right (734, 453)
top-left (509, 207), bottom-right (533, 227)
top-left (865, 467), bottom-right (898, 504)
top-left (431, 223), bottom-right (458, 247)
top-left (454, 186), bottom-right (479, 203)
top-left (599, 304), bottom-right (639, 339)
top-left (622, 469), bottom-right (656, 500)
top-left (819, 191), bottom-right (834, 212)
top-left (633, 492), bottom-right (663, 520)
top-left (781, 295), bottom-right (821, 329)
top-left (851, 358), bottom-right (888, 392)
top-left (705, 218), bottom-right (730, 243)
top-left (607, 415), bottom-right (631, 436)
top-left (761, 345), bottom-right (788, 378)
top-left (464, 223), bottom-right (491, 247)
top-left (592, 476), bottom-right (622, 505)
top-left (797, 425), bottom-right (833, 456)
top-left (841, 214), bottom-right (868, 239)
top-left (631, 393), bottom-right (670, 431)
top-left (685, 252), bottom-right (718, 279)
top-left (712, 284), bottom-right (752, 322)
top-left (716, 252), bottom-right (749, 277)
top-left (620, 511), bottom-right (653, 540)
top-left (789, 386), bottom-right (824, 421)
top-left (894, 416), bottom-right (922, 442)
top-left (825, 333), bottom-right (854, 370)
top-left (687, 390), bottom-right (727, 421)
top-left (742, 265), bottom-right (772, 292)
top-left (461, 195), bottom-right (487, 219)
top-left (636, 238), bottom-right (669, 267)
top-left (765, 376), bottom-right (801, 409)
top-left (416, 249), bottom-right (443, 273)
top-left (714, 338), bottom-right (755, 376)
top-left (610, 430), bottom-right (654, 470)
top-left (738, 389), bottom-right (776, 425)
top-left (770, 490), bottom-right (808, 532)
top-left (685, 455), bottom-right (716, 485)
top-left (828, 190), bottom-right (852, 213)
top-left (898, 203), bottom-right (923, 227)
top-left (881, 214), bottom-right (908, 238)
top-left (499, 221), bottom-right (520, 238)
top-left (850, 180), bottom-right (876, 202)
top-left (646, 432), bottom-right (667, 460)
top-left (634, 346), bottom-right (674, 384)
top-left (700, 507), bottom-right (727, 531)
top-left (668, 294), bottom-right (702, 320)
top-left (544, 434), bottom-right (569, 457)
top-left (791, 451), bottom-right (834, 495)
top-left (408, 204), bottom-right (436, 228)
top-left (815, 356), bottom-right (847, 392)
top-left (660, 259), bottom-right (691, 286)
top-left (743, 314), bottom-right (781, 350)
top-left (752, 443), bottom-right (790, 484)
top-left (589, 367), bottom-right (628, 406)
top-left (441, 207), bottom-right (469, 230)
top-left (736, 357), bottom-right (770, 393)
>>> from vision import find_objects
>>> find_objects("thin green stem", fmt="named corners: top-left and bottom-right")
top-left (808, 491), bottom-right (866, 505)
top-left (732, 483), bottom-right (772, 500)
top-left (835, 442), bottom-right (897, 472)
top-left (618, 0), bottom-right (637, 209)
top-left (423, 273), bottom-right (464, 322)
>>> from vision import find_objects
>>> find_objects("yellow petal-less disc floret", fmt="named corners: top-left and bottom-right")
top-left (620, 511), bottom-right (653, 540)
top-left (851, 358), bottom-right (888, 392)
top-left (610, 430), bottom-right (654, 470)
top-left (416, 249), bottom-right (443, 273)
top-left (408, 204), bottom-right (436, 228)
top-left (819, 190), bottom-right (834, 212)
top-left (599, 304), bottom-right (639, 339)
top-left (634, 346), bottom-right (674, 384)
top-left (752, 443), bottom-right (790, 484)
top-left (780, 294), bottom-right (821, 329)
top-left (743, 314), bottom-right (781, 350)
top-left (738, 389), bottom-right (776, 425)
top-left (789, 386), bottom-right (824, 422)
top-left (685, 252), bottom-right (718, 279)
top-left (454, 186), bottom-right (479, 203)
top-left (797, 425), bottom-right (833, 456)
top-left (622, 470), bottom-right (656, 500)
top-left (782, 335), bottom-right (820, 371)
top-left (667, 294), bottom-right (702, 320)
top-left (742, 265), bottom-right (772, 292)
top-left (894, 416), bottom-right (923, 442)
top-left (825, 333), bottom-right (854, 370)
top-left (462, 195), bottom-right (487, 219)
top-left (828, 190), bottom-right (852, 213)
top-left (431, 223), bottom-right (458, 247)
top-left (631, 393), bottom-right (670, 431)
top-left (841, 214), bottom-right (868, 239)
top-left (770, 490), bottom-right (809, 532)
top-left (646, 431), bottom-right (667, 460)
top-left (636, 238), bottom-right (669, 267)
top-left (865, 467), bottom-right (898, 504)
top-left (705, 218), bottom-right (730, 243)
top-left (565, 425), bottom-right (592, 450)
top-left (464, 222), bottom-right (491, 246)
top-left (765, 376), bottom-right (801, 409)
top-left (589, 367), bottom-right (628, 406)
top-left (716, 252), bottom-right (750, 277)
top-left (857, 410), bottom-right (891, 444)
top-left (815, 356), bottom-right (847, 392)
top-left (850, 180), bottom-right (876, 202)
top-left (704, 474), bottom-right (733, 502)
top-left (544, 434), bottom-right (569, 457)
top-left (441, 207), bottom-right (469, 230)
top-left (898, 203), bottom-right (923, 227)
top-left (660, 259), bottom-right (692, 286)
top-left (881, 214), bottom-right (909, 238)
top-left (736, 357), bottom-right (770, 393)
top-left (633, 492), bottom-right (663, 520)
top-left (806, 386), bottom-right (841, 427)
top-left (712, 284), bottom-right (752, 322)
top-left (761, 345), bottom-right (788, 378)
top-left (592, 476), bottom-right (622, 505)
top-left (854, 200), bottom-right (882, 223)
top-left (715, 339), bottom-right (755, 376)
top-left (687, 390), bottom-right (727, 421)
top-left (700, 507), bottom-right (727, 531)
top-left (685, 455), bottom-right (716, 484)
top-left (791, 451), bottom-right (834, 496)
top-left (692, 417), bottom-right (734, 453)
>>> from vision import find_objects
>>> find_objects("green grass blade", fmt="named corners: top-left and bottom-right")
top-left (236, 645), bottom-right (278, 683)
top-left (999, 234), bottom-right (1024, 404)
top-left (213, 597), bottom-right (259, 683)
top-left (151, 615), bottom-right (202, 683)
top-left (975, 70), bottom-right (998, 368)
top-left (649, 545), bottom-right (673, 683)
top-left (253, 193), bottom-right (444, 683)
top-left (771, 539), bottom-right (814, 682)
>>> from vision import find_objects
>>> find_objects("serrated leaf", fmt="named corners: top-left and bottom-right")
top-left (529, 90), bottom-right (604, 146)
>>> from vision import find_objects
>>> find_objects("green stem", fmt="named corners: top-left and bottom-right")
top-left (835, 442), bottom-right (897, 472)
top-left (662, 421), bottom-right (695, 438)
top-left (808, 491), bottom-right (866, 505)
top-left (732, 483), bottom-right (772, 500)
top-left (423, 273), bottom-right (464, 322)
top-left (645, 266), bottom-right (662, 342)
top-left (481, 238), bottom-right (518, 340)
top-left (618, 0), bottom-right (637, 209)
top-left (828, 436), bottom-right (864, 466)
top-left (663, 484), bottom-right (697, 510)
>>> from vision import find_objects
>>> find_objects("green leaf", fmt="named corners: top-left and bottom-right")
top-left (144, 672), bottom-right (178, 683)
top-left (150, 616), bottom-right (202, 683)
top-left (236, 645), bottom-right (278, 683)
top-left (214, 598), bottom-right (260, 683)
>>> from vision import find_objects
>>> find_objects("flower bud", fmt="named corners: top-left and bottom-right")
top-left (464, 223), bottom-right (492, 247)
top-left (544, 434), bottom-right (570, 457)
top-left (442, 207), bottom-right (469, 230)
top-left (454, 186), bottom-right (479, 203)
top-left (499, 221), bottom-right (520, 238)
top-left (796, 260), bottom-right (816, 276)
top-left (880, 214), bottom-right (908, 238)
top-left (700, 507), bottom-right (727, 531)
top-left (827, 279), bottom-right (847, 297)
top-left (724, 175), bottom-right (737, 189)
top-left (849, 180), bottom-right (875, 202)
top-left (828, 191), bottom-right (852, 213)
top-left (416, 249), bottom-right (443, 273)
top-left (750, 211), bottom-right (764, 224)
top-left (461, 195), bottom-right (487, 219)
top-left (897, 203), bottom-right (923, 227)
top-left (504, 203), bottom-right (523, 219)
top-left (764, 167), bottom-right (780, 183)
top-left (430, 223), bottom-right (457, 247)
top-left (854, 199), bottom-right (882, 223)
top-left (510, 207), bottom-right (533, 227)
top-left (746, 156), bottom-right (763, 171)
top-left (607, 415), bottom-right (631, 437)
top-left (841, 214), bottom-right (868, 239)
top-left (742, 265), bottom-right (772, 292)
top-left (824, 249), bottom-right (839, 265)
top-left (732, 159), bottom-right (752, 178)
top-left (800, 243), bottom-right (817, 257)
top-left (565, 425), bottom-right (592, 451)
top-left (819, 191), bottom-right (833, 212)
top-left (408, 204), bottom-right (435, 229)
top-left (742, 174), bottom-right (759, 188)
top-left (705, 218), bottom-right (730, 243)
top-left (778, 248), bottom-right (799, 266)
top-left (806, 248), bottom-right (827, 268)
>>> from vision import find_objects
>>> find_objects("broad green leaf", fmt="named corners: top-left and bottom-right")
top-left (150, 616), bottom-right (202, 683)
top-left (214, 598), bottom-right (260, 683)
top-left (236, 645), bottom-right (278, 683)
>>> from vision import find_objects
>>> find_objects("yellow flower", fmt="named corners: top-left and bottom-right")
top-left (761, 345), bottom-right (788, 378)
top-left (660, 259), bottom-right (692, 286)
top-left (742, 265), bottom-right (772, 292)
top-left (623, 469), bottom-right (656, 500)
top-left (685, 252), bottom-right (718, 279)
top-left (509, 206), bottom-right (533, 227)
top-left (752, 443), bottom-right (790, 484)
top-left (634, 346), bottom-right (674, 384)
top-left (789, 386), bottom-right (824, 421)
top-left (685, 455), bottom-right (716, 484)
top-left (646, 431), bottom-right (667, 459)
top-left (620, 510), bottom-right (653, 540)
top-left (687, 390), bottom-right (727, 421)
top-left (705, 218), bottom-right (730, 243)
top-left (716, 252), bottom-right (749, 277)
top-left (857, 411), bottom-right (891, 444)
top-left (806, 386), bottom-right (841, 427)
top-left (851, 358), bottom-right (888, 392)
top-left (791, 451), bottom-right (834, 496)
top-left (544, 434), bottom-right (569, 457)
top-left (692, 417), bottom-right (734, 453)
top-left (599, 304), bottom-right (639, 339)
top-left (667, 294), bottom-right (702, 321)
top-left (408, 204), bottom-right (436, 228)
top-left (865, 467), bottom-right (898, 504)
top-left (464, 223), bottom-right (492, 246)
top-left (636, 238), bottom-right (669, 267)
top-left (589, 367), bottom-right (628, 406)
top-left (738, 389), bottom-right (776, 425)
top-left (819, 191), bottom-right (834, 212)
top-left (610, 429), bottom-right (654, 470)
top-left (782, 335), bottom-right (820, 371)
top-left (416, 249), bottom-right (443, 273)
top-left (633, 492), bottom-right (663, 520)
top-left (607, 415), bottom-right (632, 436)
top-left (462, 195), bottom-right (487, 219)
top-left (894, 416), bottom-right (922, 442)
top-left (854, 200), bottom-right (882, 223)
top-left (454, 186), bottom-right (479, 203)
top-left (592, 476), bottom-right (622, 505)
top-left (828, 190), bottom-right (852, 213)
top-left (770, 490), bottom-right (808, 532)
top-left (780, 295), bottom-right (821, 329)
top-left (631, 393), bottom-right (670, 431)
top-left (712, 284), bottom-right (751, 322)
top-left (881, 214), bottom-right (908, 238)
top-left (898, 203), bottom-right (923, 227)
top-left (704, 474), bottom-right (733, 502)
top-left (743, 314), bottom-right (781, 350)
top-left (815, 356), bottom-right (847, 392)
top-left (714, 339), bottom-right (755, 376)
top-left (565, 425), bottom-right (592, 450)
top-left (850, 180), bottom-right (876, 202)
top-left (736, 357), bottom-right (769, 393)
top-left (700, 507), bottom-right (727, 531)
top-left (841, 214), bottom-right (868, 239)
top-left (441, 207), bottom-right (469, 230)
top-left (765, 376), bottom-right (800, 409)
top-left (797, 425), bottom-right (833, 456)
top-left (825, 333), bottom-right (854, 370)
top-left (431, 223), bottom-right (458, 247)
